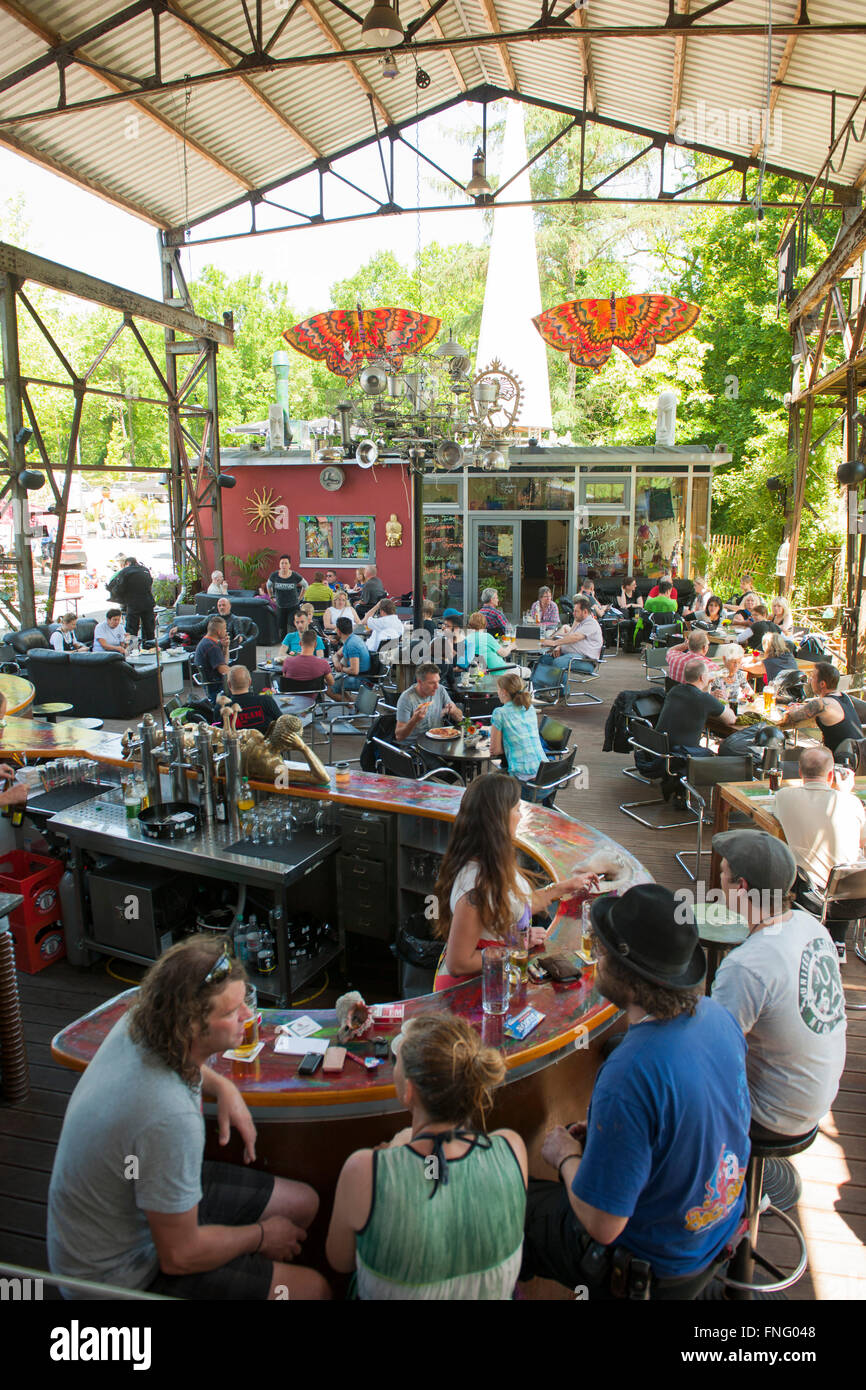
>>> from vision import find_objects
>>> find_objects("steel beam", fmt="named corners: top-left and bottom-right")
top-left (0, 272), bottom-right (36, 627)
top-left (0, 242), bottom-right (234, 345)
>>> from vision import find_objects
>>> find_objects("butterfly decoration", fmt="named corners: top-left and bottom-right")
top-left (283, 305), bottom-right (442, 379)
top-left (532, 292), bottom-right (700, 372)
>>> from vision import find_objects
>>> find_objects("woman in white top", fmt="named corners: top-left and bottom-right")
top-left (49, 613), bottom-right (85, 652)
top-left (770, 595), bottom-right (794, 635)
top-left (432, 775), bottom-right (599, 991)
top-left (710, 642), bottom-right (754, 706)
top-left (207, 570), bottom-right (229, 595)
top-left (324, 588), bottom-right (360, 634)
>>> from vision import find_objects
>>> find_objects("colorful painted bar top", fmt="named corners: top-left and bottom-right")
top-left (51, 767), bottom-right (650, 1106)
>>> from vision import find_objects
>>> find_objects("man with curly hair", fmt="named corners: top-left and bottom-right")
top-left (520, 884), bottom-right (751, 1299)
top-left (47, 938), bottom-right (329, 1300)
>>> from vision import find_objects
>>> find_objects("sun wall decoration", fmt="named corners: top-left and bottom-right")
top-left (283, 305), bottom-right (442, 380)
top-left (532, 292), bottom-right (700, 372)
top-left (243, 487), bottom-right (286, 533)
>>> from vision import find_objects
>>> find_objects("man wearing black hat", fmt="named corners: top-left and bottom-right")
top-left (711, 830), bottom-right (846, 1142)
top-left (520, 884), bottom-right (751, 1299)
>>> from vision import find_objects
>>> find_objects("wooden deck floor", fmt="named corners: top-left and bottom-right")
top-left (1, 649), bottom-right (864, 1298)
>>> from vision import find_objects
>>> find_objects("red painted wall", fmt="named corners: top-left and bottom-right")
top-left (218, 459), bottom-right (414, 598)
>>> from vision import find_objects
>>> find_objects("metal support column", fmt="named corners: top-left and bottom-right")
top-left (206, 341), bottom-right (225, 570)
top-left (412, 458), bottom-right (424, 632)
top-left (159, 235), bottom-right (186, 583)
top-left (0, 273), bottom-right (37, 627)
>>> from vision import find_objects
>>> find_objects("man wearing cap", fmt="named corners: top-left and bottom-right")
top-left (520, 884), bottom-right (751, 1299)
top-left (712, 830), bottom-right (847, 1141)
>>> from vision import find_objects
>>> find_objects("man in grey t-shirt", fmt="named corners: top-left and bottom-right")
top-left (47, 939), bottom-right (328, 1300)
top-left (395, 663), bottom-right (462, 745)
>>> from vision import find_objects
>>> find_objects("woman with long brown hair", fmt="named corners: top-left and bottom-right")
top-left (432, 774), bottom-right (599, 990)
top-left (326, 1011), bottom-right (528, 1299)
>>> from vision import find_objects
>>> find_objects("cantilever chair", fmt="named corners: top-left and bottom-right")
top-left (519, 746), bottom-right (586, 808)
top-left (372, 736), bottom-right (465, 786)
top-left (619, 720), bottom-right (695, 830)
top-left (674, 755), bottom-right (753, 880)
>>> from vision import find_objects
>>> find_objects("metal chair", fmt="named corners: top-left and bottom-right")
top-left (643, 647), bottom-right (669, 685)
top-left (721, 1126), bottom-right (816, 1299)
top-left (276, 674), bottom-right (329, 748)
top-left (250, 670), bottom-right (270, 694)
top-left (538, 715), bottom-right (572, 754)
top-left (674, 754), bottom-right (753, 880)
top-left (529, 662), bottom-right (567, 709)
top-left (372, 736), bottom-right (465, 786)
top-left (650, 621), bottom-right (681, 647)
top-left (820, 863), bottom-right (866, 999)
top-left (518, 746), bottom-right (586, 807)
top-left (325, 684), bottom-right (383, 763)
top-left (619, 722), bottom-right (695, 829)
top-left (563, 656), bottom-right (603, 708)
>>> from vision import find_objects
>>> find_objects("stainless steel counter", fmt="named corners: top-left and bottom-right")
top-left (49, 795), bottom-right (341, 889)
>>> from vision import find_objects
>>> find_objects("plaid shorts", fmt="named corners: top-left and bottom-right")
top-left (147, 1161), bottom-right (275, 1301)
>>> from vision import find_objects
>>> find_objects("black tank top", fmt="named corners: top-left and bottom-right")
top-left (819, 691), bottom-right (862, 753)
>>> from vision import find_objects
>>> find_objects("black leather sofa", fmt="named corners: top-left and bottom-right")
top-left (166, 614), bottom-right (259, 670)
top-left (592, 576), bottom-right (696, 611)
top-left (194, 592), bottom-right (279, 644)
top-left (27, 650), bottom-right (161, 719)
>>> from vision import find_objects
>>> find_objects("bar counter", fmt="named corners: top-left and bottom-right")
top-left (11, 720), bottom-right (650, 1186)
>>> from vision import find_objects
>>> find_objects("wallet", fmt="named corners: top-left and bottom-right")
top-left (538, 954), bottom-right (583, 983)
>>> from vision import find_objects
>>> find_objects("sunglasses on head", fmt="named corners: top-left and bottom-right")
top-left (201, 947), bottom-right (232, 988)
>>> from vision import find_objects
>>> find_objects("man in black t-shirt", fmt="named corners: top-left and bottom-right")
top-left (740, 603), bottom-right (781, 652)
top-left (221, 666), bottom-right (282, 733)
top-left (637, 658), bottom-right (736, 789)
top-left (267, 555), bottom-right (307, 637)
top-left (110, 556), bottom-right (156, 642)
top-left (194, 618), bottom-right (230, 705)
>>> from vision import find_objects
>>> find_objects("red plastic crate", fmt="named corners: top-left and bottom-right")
top-left (9, 919), bottom-right (66, 974)
top-left (0, 850), bottom-right (64, 930)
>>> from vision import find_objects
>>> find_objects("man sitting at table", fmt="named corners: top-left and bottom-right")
top-left (665, 629), bottom-right (716, 684)
top-left (303, 571), bottom-right (334, 607)
top-left (92, 608), bottom-right (131, 654)
top-left (577, 578), bottom-right (609, 619)
top-left (637, 659), bottom-right (735, 798)
top-left (222, 665), bottom-right (283, 733)
top-left (360, 598), bottom-right (404, 653)
top-left (395, 663), bottom-right (462, 746)
top-left (647, 572), bottom-right (678, 604)
top-left (47, 937), bottom-right (328, 1301)
top-left (737, 602), bottom-right (781, 652)
top-left (633, 579), bottom-right (679, 643)
top-left (332, 615), bottom-right (370, 698)
top-left (194, 617), bottom-right (230, 705)
top-left (773, 744), bottom-right (866, 902)
top-left (479, 587), bottom-right (508, 638)
top-left (281, 609), bottom-right (326, 656)
top-left (712, 830), bottom-right (847, 1137)
top-left (356, 565), bottom-right (386, 618)
top-left (281, 630), bottom-right (335, 698)
top-left (541, 596), bottom-right (603, 672)
top-left (780, 661), bottom-right (862, 756)
top-left (520, 884), bottom-right (750, 1300)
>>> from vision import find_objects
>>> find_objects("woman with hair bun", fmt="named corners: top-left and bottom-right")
top-left (432, 774), bottom-right (599, 990)
top-left (325, 1011), bottom-right (528, 1299)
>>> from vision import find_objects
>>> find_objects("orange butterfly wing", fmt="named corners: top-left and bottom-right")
top-left (533, 294), bottom-right (700, 372)
top-left (284, 307), bottom-right (442, 379)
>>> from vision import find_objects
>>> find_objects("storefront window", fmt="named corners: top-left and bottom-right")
top-left (578, 514), bottom-right (630, 578)
top-left (468, 475), bottom-right (575, 511)
top-left (423, 479), bottom-right (461, 505)
top-left (689, 474), bottom-right (710, 576)
top-left (581, 480), bottom-right (628, 507)
top-left (423, 513), bottom-right (463, 614)
top-left (633, 477), bottom-right (687, 578)
top-left (299, 515), bottom-right (375, 564)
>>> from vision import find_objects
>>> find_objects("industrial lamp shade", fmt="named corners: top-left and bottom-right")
top-left (359, 363), bottom-right (388, 395)
top-left (19, 469), bottom-right (45, 490)
top-left (217, 474), bottom-right (237, 489)
top-left (466, 148), bottom-right (492, 199)
top-left (837, 458), bottom-right (866, 487)
top-left (361, 1), bottom-right (403, 46)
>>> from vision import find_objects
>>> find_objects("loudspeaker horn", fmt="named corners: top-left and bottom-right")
top-left (356, 439), bottom-right (379, 469)
top-left (435, 440), bottom-right (464, 471)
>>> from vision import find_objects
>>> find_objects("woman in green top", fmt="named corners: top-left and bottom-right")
top-left (463, 611), bottom-right (513, 671)
top-left (633, 577), bottom-right (679, 643)
top-left (326, 1012), bottom-right (528, 1299)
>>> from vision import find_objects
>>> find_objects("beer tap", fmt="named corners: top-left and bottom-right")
top-left (194, 722), bottom-right (218, 824)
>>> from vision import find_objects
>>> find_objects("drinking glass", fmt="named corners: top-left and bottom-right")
top-left (236, 983), bottom-right (260, 1055)
top-left (482, 945), bottom-right (511, 1016)
top-left (763, 688), bottom-right (774, 714)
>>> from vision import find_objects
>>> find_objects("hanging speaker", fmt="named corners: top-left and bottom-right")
top-left (356, 439), bottom-right (379, 469)
top-left (435, 440), bottom-right (464, 471)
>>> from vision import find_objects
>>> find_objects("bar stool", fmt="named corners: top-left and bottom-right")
top-left (721, 1125), bottom-right (816, 1299)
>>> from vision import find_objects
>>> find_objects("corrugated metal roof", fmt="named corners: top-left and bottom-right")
top-left (0, 0), bottom-right (863, 230)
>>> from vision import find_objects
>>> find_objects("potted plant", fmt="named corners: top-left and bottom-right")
top-left (223, 548), bottom-right (276, 592)
top-left (152, 572), bottom-right (180, 606)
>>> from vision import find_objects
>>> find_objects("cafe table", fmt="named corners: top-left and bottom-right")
top-left (418, 728), bottom-right (494, 781)
top-left (0, 673), bottom-right (35, 716)
top-left (707, 693), bottom-right (822, 745)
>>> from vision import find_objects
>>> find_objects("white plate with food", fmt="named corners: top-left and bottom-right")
top-left (426, 727), bottom-right (460, 740)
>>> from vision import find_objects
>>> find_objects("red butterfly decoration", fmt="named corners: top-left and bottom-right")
top-left (283, 305), bottom-right (442, 379)
top-left (532, 292), bottom-right (700, 372)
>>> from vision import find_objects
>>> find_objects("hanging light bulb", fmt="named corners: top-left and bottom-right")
top-left (380, 50), bottom-right (399, 79)
top-left (361, 1), bottom-right (403, 47)
top-left (466, 148), bottom-right (492, 199)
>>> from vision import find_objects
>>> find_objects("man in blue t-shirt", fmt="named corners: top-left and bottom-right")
top-left (281, 609), bottom-right (326, 656)
top-left (332, 615), bottom-right (370, 698)
top-left (521, 884), bottom-right (751, 1299)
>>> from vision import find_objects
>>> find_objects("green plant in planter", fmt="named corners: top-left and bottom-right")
top-left (152, 572), bottom-right (180, 605)
top-left (223, 548), bottom-right (276, 591)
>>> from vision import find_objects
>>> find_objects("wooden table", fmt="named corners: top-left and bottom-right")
top-left (708, 694), bottom-right (822, 745)
top-left (0, 674), bottom-right (34, 716)
top-left (708, 775), bottom-right (866, 887)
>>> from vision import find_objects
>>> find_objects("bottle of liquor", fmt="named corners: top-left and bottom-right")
top-left (257, 927), bottom-right (276, 974)
top-left (245, 914), bottom-right (260, 970)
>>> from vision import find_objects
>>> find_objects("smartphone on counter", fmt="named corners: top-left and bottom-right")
top-left (298, 1052), bottom-right (324, 1076)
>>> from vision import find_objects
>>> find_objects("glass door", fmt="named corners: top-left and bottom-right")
top-left (470, 518), bottom-right (520, 620)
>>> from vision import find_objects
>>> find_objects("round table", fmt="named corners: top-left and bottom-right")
top-left (419, 730), bottom-right (495, 781)
top-left (31, 702), bottom-right (74, 724)
top-left (0, 673), bottom-right (35, 716)
top-left (692, 902), bottom-right (749, 990)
